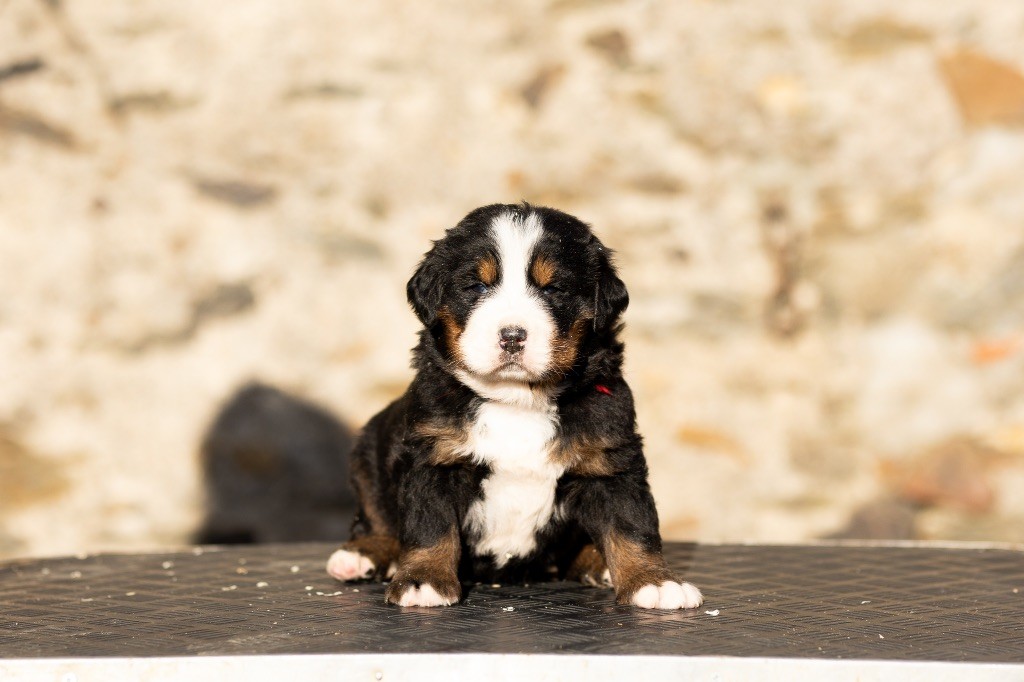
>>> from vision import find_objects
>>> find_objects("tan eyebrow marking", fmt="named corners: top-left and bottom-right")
top-left (530, 254), bottom-right (557, 287)
top-left (477, 255), bottom-right (498, 285)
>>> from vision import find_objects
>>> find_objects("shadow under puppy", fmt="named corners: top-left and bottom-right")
top-left (327, 204), bottom-right (703, 610)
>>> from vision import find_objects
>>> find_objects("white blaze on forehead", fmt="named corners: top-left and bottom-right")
top-left (458, 210), bottom-right (555, 382)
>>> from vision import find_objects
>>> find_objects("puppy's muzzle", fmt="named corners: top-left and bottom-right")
top-left (499, 326), bottom-right (527, 354)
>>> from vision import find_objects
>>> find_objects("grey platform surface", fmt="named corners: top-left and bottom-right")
top-left (0, 541), bottom-right (1021, 665)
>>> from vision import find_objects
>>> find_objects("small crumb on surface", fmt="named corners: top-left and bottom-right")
top-left (1014, 588), bottom-right (1019, 594)
top-left (161, 561), bottom-right (174, 570)
top-left (81, 598), bottom-right (93, 602)
top-left (705, 609), bottom-right (720, 616)
top-left (256, 582), bottom-right (269, 588)
top-left (290, 566), bottom-right (300, 573)
top-left (236, 567), bottom-right (249, 575)
top-left (221, 585), bottom-right (237, 591)
top-left (861, 600), bottom-right (871, 604)
top-left (502, 606), bottom-right (514, 612)
top-left (305, 586), bottom-right (314, 591)
top-left (490, 584), bottom-right (501, 588)
top-left (69, 571), bottom-right (82, 579)
top-left (352, 588), bottom-right (360, 592)
top-left (125, 592), bottom-right (136, 596)
top-left (879, 634), bottom-right (885, 639)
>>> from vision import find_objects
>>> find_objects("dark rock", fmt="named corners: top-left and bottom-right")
top-left (195, 382), bottom-right (357, 544)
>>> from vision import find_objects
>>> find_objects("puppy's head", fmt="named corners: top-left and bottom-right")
top-left (408, 204), bottom-right (627, 387)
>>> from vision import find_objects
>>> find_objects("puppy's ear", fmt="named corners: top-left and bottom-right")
top-left (407, 245), bottom-right (444, 327)
top-left (594, 242), bottom-right (629, 332)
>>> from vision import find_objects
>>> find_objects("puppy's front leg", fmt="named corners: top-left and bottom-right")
top-left (567, 473), bottom-right (703, 610)
top-left (384, 466), bottom-right (462, 607)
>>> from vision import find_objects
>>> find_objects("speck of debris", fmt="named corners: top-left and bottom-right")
top-left (125, 592), bottom-right (136, 596)
top-left (1014, 588), bottom-right (1019, 594)
top-left (502, 607), bottom-right (514, 612)
top-left (256, 582), bottom-right (269, 588)
top-left (290, 566), bottom-right (300, 573)
top-left (879, 634), bottom-right (885, 639)
top-left (236, 567), bottom-right (249, 575)
top-left (490, 584), bottom-right (501, 588)
top-left (861, 600), bottom-right (871, 604)
top-left (352, 588), bottom-right (360, 592)
top-left (222, 585), bottom-right (238, 591)
top-left (69, 571), bottom-right (82, 579)
top-left (705, 609), bottom-right (720, 616)
top-left (305, 586), bottom-right (314, 591)
top-left (81, 598), bottom-right (94, 602)
top-left (162, 561), bottom-right (174, 570)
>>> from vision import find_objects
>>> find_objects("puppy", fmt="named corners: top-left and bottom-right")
top-left (326, 204), bottom-right (703, 610)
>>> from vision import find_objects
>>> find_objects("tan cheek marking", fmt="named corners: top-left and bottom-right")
top-left (414, 421), bottom-right (470, 466)
top-left (477, 255), bottom-right (498, 286)
top-left (603, 531), bottom-right (676, 604)
top-left (530, 255), bottom-right (557, 287)
top-left (436, 306), bottom-right (466, 367)
top-left (550, 316), bottom-right (590, 374)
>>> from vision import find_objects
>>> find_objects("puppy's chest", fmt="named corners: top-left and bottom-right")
top-left (462, 401), bottom-right (563, 566)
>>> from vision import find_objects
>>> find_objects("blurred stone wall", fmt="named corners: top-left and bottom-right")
top-left (2, 0), bottom-right (1023, 559)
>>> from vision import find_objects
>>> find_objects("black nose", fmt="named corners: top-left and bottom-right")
top-left (499, 326), bottom-right (527, 353)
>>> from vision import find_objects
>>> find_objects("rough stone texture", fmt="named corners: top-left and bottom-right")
top-left (1, 0), bottom-right (1024, 559)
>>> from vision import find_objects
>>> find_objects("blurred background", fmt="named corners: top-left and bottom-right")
top-left (2, 0), bottom-right (1024, 560)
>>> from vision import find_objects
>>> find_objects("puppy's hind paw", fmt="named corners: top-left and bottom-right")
top-left (326, 548), bottom-right (375, 581)
top-left (631, 581), bottom-right (703, 610)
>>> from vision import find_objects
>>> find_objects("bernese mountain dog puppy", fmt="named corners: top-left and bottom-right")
top-left (326, 203), bottom-right (703, 610)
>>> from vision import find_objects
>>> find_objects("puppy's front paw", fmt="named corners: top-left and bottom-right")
top-left (385, 576), bottom-right (461, 607)
top-left (326, 548), bottom-right (375, 581)
top-left (630, 581), bottom-right (703, 610)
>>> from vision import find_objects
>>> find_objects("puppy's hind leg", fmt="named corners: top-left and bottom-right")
top-left (327, 435), bottom-right (399, 582)
top-left (327, 534), bottom-right (400, 582)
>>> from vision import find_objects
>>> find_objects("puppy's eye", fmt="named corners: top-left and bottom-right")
top-left (466, 282), bottom-right (489, 295)
top-left (540, 284), bottom-right (559, 297)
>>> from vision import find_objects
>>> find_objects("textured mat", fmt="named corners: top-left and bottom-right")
top-left (0, 543), bottom-right (1021, 661)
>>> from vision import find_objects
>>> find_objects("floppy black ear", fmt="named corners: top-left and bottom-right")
top-left (407, 245), bottom-right (445, 327)
top-left (594, 243), bottom-right (629, 331)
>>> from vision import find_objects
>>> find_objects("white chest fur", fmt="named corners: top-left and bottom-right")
top-left (462, 399), bottom-right (563, 567)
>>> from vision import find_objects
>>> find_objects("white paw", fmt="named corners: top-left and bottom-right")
top-left (601, 569), bottom-right (613, 587)
top-left (631, 581), bottom-right (703, 610)
top-left (397, 583), bottom-right (453, 607)
top-left (326, 549), bottom-right (374, 581)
